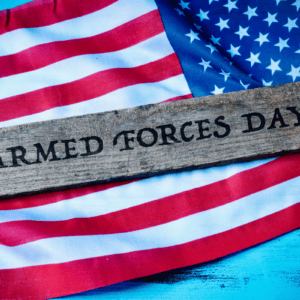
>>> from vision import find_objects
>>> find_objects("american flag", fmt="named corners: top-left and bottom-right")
top-left (0, 0), bottom-right (299, 299)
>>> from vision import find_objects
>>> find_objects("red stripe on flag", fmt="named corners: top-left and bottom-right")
top-left (0, 53), bottom-right (183, 122)
top-left (162, 93), bottom-right (193, 102)
top-left (0, 10), bottom-right (163, 78)
top-left (1, 154), bottom-right (300, 246)
top-left (0, 0), bottom-right (117, 34)
top-left (1, 202), bottom-right (299, 300)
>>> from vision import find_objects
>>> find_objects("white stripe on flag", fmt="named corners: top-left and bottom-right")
top-left (0, 175), bottom-right (299, 270)
top-left (0, 32), bottom-right (173, 99)
top-left (0, 0), bottom-right (158, 56)
top-left (0, 158), bottom-right (273, 223)
top-left (0, 75), bottom-right (191, 127)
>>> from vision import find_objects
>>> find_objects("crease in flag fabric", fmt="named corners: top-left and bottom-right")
top-left (0, 0), bottom-right (299, 299)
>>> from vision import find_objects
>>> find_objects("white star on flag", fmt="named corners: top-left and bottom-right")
top-left (266, 59), bottom-right (281, 75)
top-left (219, 70), bottom-right (230, 81)
top-left (199, 59), bottom-right (212, 71)
top-left (287, 65), bottom-right (300, 81)
top-left (243, 6), bottom-right (258, 20)
top-left (284, 18), bottom-right (298, 32)
top-left (206, 44), bottom-right (217, 53)
top-left (216, 18), bottom-right (230, 31)
top-left (235, 26), bottom-right (250, 40)
top-left (275, 37), bottom-right (290, 52)
top-left (194, 23), bottom-right (202, 31)
top-left (185, 30), bottom-right (200, 43)
top-left (240, 80), bottom-right (250, 89)
top-left (211, 85), bottom-right (225, 95)
top-left (197, 9), bottom-right (209, 21)
top-left (246, 52), bottom-right (261, 67)
top-left (264, 12), bottom-right (278, 26)
top-left (210, 35), bottom-right (221, 45)
top-left (227, 44), bottom-right (241, 57)
top-left (178, 0), bottom-right (190, 10)
top-left (262, 79), bottom-right (273, 86)
top-left (292, 0), bottom-right (300, 11)
top-left (174, 8), bottom-right (185, 16)
top-left (224, 0), bottom-right (238, 13)
top-left (255, 33), bottom-right (270, 46)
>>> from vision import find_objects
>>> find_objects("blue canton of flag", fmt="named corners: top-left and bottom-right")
top-left (156, 0), bottom-right (300, 97)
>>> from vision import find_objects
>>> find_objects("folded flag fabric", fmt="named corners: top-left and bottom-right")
top-left (0, 0), bottom-right (299, 299)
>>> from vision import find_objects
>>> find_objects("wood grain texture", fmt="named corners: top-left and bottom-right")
top-left (0, 82), bottom-right (300, 197)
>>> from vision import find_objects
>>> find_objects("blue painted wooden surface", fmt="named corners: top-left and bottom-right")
top-left (2, 1), bottom-right (300, 299)
top-left (0, 0), bottom-right (33, 10)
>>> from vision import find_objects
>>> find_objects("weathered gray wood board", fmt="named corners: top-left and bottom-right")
top-left (0, 82), bottom-right (300, 197)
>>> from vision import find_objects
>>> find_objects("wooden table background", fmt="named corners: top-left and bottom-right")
top-left (3, 1), bottom-right (300, 299)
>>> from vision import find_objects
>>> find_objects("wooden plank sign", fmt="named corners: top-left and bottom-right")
top-left (0, 82), bottom-right (300, 198)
